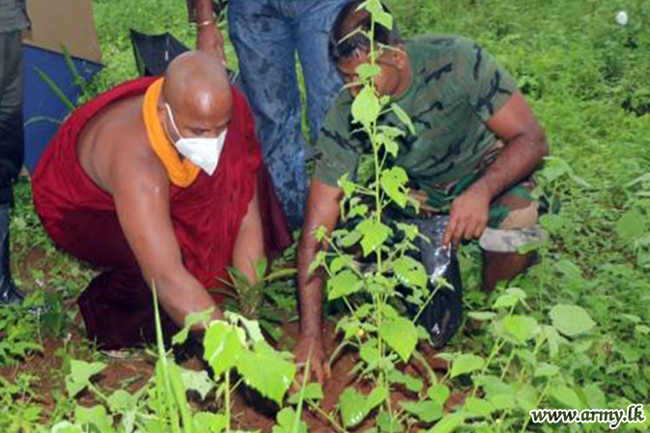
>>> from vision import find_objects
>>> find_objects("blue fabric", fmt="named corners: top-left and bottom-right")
top-left (228, 0), bottom-right (346, 228)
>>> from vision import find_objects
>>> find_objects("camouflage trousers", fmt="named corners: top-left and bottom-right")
top-left (411, 177), bottom-right (545, 253)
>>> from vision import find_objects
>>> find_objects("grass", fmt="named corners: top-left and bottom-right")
top-left (2, 0), bottom-right (650, 431)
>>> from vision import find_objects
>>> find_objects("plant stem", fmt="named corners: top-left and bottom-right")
top-left (306, 399), bottom-right (350, 433)
top-left (225, 371), bottom-right (231, 433)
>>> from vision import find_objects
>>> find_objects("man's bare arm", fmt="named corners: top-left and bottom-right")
top-left (232, 184), bottom-right (265, 286)
top-left (109, 153), bottom-right (221, 328)
top-left (444, 92), bottom-right (549, 245)
top-left (186, 0), bottom-right (225, 58)
top-left (295, 180), bottom-right (343, 383)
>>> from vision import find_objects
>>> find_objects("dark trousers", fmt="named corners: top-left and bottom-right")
top-left (0, 30), bottom-right (23, 205)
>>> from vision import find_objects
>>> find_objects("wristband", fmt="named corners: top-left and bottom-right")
top-left (196, 18), bottom-right (215, 28)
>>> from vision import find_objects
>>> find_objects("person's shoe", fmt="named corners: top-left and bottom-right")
top-left (0, 277), bottom-right (24, 305)
top-left (0, 203), bottom-right (23, 306)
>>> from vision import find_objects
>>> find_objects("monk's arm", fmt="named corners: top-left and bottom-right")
top-left (232, 183), bottom-right (265, 287)
top-left (110, 156), bottom-right (221, 328)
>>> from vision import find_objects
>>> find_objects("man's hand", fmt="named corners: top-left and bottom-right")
top-left (443, 183), bottom-right (491, 246)
top-left (294, 334), bottom-right (330, 385)
top-left (197, 25), bottom-right (225, 60)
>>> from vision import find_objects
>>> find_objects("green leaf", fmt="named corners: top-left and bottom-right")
top-left (396, 222), bottom-right (418, 241)
top-left (464, 397), bottom-right (494, 418)
top-left (308, 251), bottom-right (327, 275)
top-left (492, 293), bottom-right (519, 309)
top-left (356, 63), bottom-right (382, 81)
top-left (226, 312), bottom-right (266, 342)
top-left (487, 393), bottom-right (516, 411)
top-left (340, 229), bottom-right (362, 247)
top-left (328, 269), bottom-right (363, 300)
top-left (330, 255), bottom-right (355, 274)
top-left (351, 86), bottom-right (380, 127)
top-left (357, 219), bottom-right (392, 256)
top-left (500, 315), bottom-right (539, 344)
top-left (172, 307), bottom-right (215, 345)
top-left (75, 405), bottom-right (115, 433)
top-left (428, 384), bottom-right (451, 406)
top-left (366, 385), bottom-right (388, 412)
top-left (364, 0), bottom-right (394, 30)
top-left (203, 321), bottom-right (244, 377)
top-left (540, 214), bottom-right (566, 232)
top-left (65, 360), bottom-right (107, 397)
top-left (450, 354), bottom-right (485, 378)
top-left (426, 413), bottom-right (466, 433)
top-left (265, 268), bottom-right (297, 281)
top-left (387, 369), bottom-right (422, 392)
top-left (338, 175), bottom-right (356, 198)
top-left (272, 407), bottom-right (308, 433)
top-left (181, 368), bottom-right (214, 401)
top-left (34, 67), bottom-right (76, 111)
top-left (288, 382), bottom-right (324, 404)
top-left (238, 341), bottom-right (296, 405)
top-left (338, 385), bottom-right (387, 429)
top-left (393, 255), bottom-right (427, 288)
top-left (550, 385), bottom-right (585, 410)
top-left (107, 390), bottom-right (135, 412)
top-left (516, 384), bottom-right (538, 413)
top-left (193, 413), bottom-right (227, 433)
top-left (391, 103), bottom-right (415, 134)
top-left (616, 208), bottom-right (647, 242)
top-left (540, 325), bottom-right (563, 358)
top-left (400, 400), bottom-right (443, 423)
top-left (379, 316), bottom-right (418, 363)
top-left (535, 363), bottom-right (560, 378)
top-left (467, 312), bottom-right (496, 321)
top-left (583, 383), bottom-right (606, 409)
top-left (381, 166), bottom-right (409, 208)
top-left (404, 375), bottom-right (424, 393)
top-left (339, 387), bottom-right (370, 428)
top-left (51, 422), bottom-right (84, 433)
top-left (549, 304), bottom-right (596, 337)
top-left (360, 340), bottom-right (381, 366)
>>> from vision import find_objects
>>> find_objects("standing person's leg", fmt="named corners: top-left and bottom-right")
top-left (0, 31), bottom-right (25, 304)
top-left (228, 0), bottom-right (308, 229)
top-left (294, 0), bottom-right (346, 144)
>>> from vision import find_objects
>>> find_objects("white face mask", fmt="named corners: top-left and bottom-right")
top-left (165, 103), bottom-right (227, 176)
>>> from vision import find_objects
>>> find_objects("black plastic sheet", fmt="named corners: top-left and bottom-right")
top-left (408, 216), bottom-right (463, 349)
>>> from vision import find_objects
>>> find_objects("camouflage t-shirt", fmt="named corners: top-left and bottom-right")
top-left (313, 35), bottom-right (519, 207)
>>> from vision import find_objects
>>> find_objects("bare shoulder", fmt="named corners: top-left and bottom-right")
top-left (81, 96), bottom-right (168, 196)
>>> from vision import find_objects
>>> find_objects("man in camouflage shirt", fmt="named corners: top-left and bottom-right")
top-left (295, 1), bottom-right (549, 383)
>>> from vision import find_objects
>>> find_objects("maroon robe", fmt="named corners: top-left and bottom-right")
top-left (32, 77), bottom-right (292, 349)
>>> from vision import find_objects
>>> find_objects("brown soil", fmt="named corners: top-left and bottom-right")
top-left (1, 305), bottom-right (462, 432)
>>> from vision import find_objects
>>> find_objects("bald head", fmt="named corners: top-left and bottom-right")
top-left (161, 51), bottom-right (232, 138)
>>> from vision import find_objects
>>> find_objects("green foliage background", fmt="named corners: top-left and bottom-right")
top-left (3, 0), bottom-right (650, 431)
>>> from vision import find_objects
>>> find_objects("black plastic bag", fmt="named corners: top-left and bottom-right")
top-left (407, 216), bottom-right (463, 349)
top-left (129, 29), bottom-right (241, 87)
top-left (130, 29), bottom-right (190, 77)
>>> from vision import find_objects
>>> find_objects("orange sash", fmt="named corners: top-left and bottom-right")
top-left (142, 78), bottom-right (200, 187)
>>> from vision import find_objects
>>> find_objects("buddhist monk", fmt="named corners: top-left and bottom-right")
top-left (32, 51), bottom-right (291, 349)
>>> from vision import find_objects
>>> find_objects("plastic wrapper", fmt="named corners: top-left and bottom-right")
top-left (407, 215), bottom-right (463, 349)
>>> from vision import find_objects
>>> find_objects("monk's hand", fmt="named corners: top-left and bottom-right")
top-left (443, 183), bottom-right (491, 246)
top-left (197, 24), bottom-right (226, 61)
top-left (293, 333), bottom-right (330, 388)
